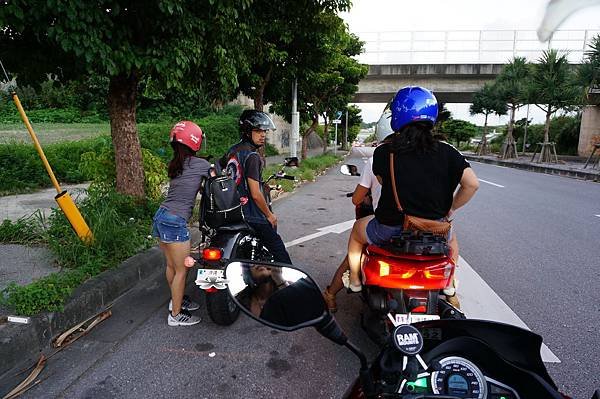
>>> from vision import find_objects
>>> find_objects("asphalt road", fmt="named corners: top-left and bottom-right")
top-left (10, 153), bottom-right (600, 399)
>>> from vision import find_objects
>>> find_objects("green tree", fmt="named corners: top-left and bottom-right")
top-left (440, 119), bottom-right (478, 148)
top-left (271, 15), bottom-right (367, 159)
top-left (237, 0), bottom-right (351, 112)
top-left (1, 1), bottom-right (250, 198)
top-left (469, 83), bottom-right (507, 155)
top-left (528, 49), bottom-right (581, 162)
top-left (495, 57), bottom-right (530, 159)
top-left (577, 34), bottom-right (600, 103)
top-left (433, 103), bottom-right (452, 134)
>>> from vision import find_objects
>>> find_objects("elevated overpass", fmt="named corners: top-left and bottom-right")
top-left (353, 29), bottom-right (597, 104)
top-left (355, 63), bottom-right (504, 103)
top-left (352, 30), bottom-right (600, 156)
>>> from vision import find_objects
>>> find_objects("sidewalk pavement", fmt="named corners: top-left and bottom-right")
top-left (0, 146), bottom-right (341, 384)
top-left (464, 152), bottom-right (600, 182)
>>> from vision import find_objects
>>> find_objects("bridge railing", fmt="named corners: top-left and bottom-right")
top-left (356, 30), bottom-right (600, 65)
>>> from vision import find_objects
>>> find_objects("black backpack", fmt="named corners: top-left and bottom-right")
top-left (202, 174), bottom-right (244, 228)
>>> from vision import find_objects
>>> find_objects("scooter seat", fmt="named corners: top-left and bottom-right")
top-left (216, 222), bottom-right (255, 233)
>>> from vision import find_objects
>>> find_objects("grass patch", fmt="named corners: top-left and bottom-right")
top-left (0, 211), bottom-right (47, 245)
top-left (0, 187), bottom-right (160, 315)
top-left (0, 123), bottom-right (110, 145)
top-left (262, 153), bottom-right (341, 193)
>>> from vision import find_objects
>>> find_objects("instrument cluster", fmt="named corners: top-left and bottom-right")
top-left (399, 356), bottom-right (520, 399)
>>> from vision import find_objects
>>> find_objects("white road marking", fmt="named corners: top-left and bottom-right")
top-left (284, 219), bottom-right (354, 248)
top-left (456, 256), bottom-right (561, 363)
top-left (478, 178), bottom-right (505, 188)
top-left (285, 219), bottom-right (561, 363)
top-left (595, 214), bottom-right (600, 218)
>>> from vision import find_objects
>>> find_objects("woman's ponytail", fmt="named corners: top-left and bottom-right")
top-left (390, 122), bottom-right (437, 154)
top-left (168, 142), bottom-right (195, 178)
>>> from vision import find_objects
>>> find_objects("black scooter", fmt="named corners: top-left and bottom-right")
top-left (194, 157), bottom-right (297, 326)
top-left (221, 259), bottom-right (599, 399)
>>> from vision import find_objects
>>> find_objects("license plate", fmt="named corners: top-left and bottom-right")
top-left (196, 268), bottom-right (225, 279)
top-left (195, 268), bottom-right (227, 289)
top-left (395, 313), bottom-right (440, 325)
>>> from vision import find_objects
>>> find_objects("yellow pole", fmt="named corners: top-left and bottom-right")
top-left (10, 91), bottom-right (93, 243)
top-left (12, 92), bottom-right (62, 193)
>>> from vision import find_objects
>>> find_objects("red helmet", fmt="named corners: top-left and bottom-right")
top-left (169, 121), bottom-right (203, 152)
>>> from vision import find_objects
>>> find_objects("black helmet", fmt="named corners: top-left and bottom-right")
top-left (239, 110), bottom-right (276, 139)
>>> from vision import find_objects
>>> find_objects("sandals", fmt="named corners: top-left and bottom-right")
top-left (322, 287), bottom-right (338, 313)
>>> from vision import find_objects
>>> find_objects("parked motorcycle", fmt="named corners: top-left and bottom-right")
top-left (223, 259), bottom-right (597, 399)
top-left (194, 157), bottom-right (297, 326)
top-left (340, 163), bottom-right (463, 347)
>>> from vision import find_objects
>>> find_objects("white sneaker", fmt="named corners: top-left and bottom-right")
top-left (168, 309), bottom-right (201, 326)
top-left (168, 295), bottom-right (200, 312)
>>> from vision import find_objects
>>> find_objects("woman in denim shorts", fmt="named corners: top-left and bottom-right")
top-left (346, 87), bottom-right (480, 303)
top-left (152, 121), bottom-right (211, 326)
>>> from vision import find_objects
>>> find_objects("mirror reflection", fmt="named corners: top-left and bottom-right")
top-left (226, 261), bottom-right (326, 328)
top-left (340, 164), bottom-right (360, 176)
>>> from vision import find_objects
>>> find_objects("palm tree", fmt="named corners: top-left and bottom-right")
top-left (470, 83), bottom-right (507, 155)
top-left (495, 57), bottom-right (530, 159)
top-left (529, 49), bottom-right (581, 162)
top-left (577, 34), bottom-right (600, 103)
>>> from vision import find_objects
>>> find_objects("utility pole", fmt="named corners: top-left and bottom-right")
top-left (344, 108), bottom-right (349, 150)
top-left (291, 79), bottom-right (300, 158)
top-left (334, 122), bottom-right (338, 155)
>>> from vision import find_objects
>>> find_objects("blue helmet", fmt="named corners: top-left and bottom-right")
top-left (390, 86), bottom-right (438, 132)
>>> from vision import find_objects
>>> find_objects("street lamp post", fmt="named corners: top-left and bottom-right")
top-left (291, 79), bottom-right (300, 158)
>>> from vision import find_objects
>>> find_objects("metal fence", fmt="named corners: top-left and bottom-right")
top-left (356, 30), bottom-right (600, 65)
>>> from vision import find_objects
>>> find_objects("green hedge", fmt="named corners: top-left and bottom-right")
top-left (0, 137), bottom-right (108, 194)
top-left (0, 108), bottom-right (243, 195)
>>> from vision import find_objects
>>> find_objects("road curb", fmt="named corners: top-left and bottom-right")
top-left (464, 155), bottom-right (600, 182)
top-left (0, 246), bottom-right (165, 380)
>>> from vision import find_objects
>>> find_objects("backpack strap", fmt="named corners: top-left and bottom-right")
top-left (389, 152), bottom-right (403, 212)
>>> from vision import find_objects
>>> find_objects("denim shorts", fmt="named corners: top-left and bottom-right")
top-left (151, 207), bottom-right (190, 243)
top-left (366, 217), bottom-right (452, 245)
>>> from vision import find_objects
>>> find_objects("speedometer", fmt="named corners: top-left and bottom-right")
top-left (430, 356), bottom-right (487, 399)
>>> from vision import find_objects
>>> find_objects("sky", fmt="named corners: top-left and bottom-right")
top-left (340, 0), bottom-right (600, 125)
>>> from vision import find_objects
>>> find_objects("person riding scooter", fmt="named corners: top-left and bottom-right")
top-left (323, 156), bottom-right (381, 312)
top-left (346, 86), bottom-right (479, 297)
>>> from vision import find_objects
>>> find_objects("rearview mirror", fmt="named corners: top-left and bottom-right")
top-left (225, 261), bottom-right (327, 331)
top-left (340, 164), bottom-right (360, 176)
top-left (284, 156), bottom-right (299, 167)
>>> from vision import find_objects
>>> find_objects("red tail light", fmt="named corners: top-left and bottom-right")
top-left (367, 256), bottom-right (454, 290)
top-left (204, 287), bottom-right (218, 293)
top-left (202, 247), bottom-right (222, 261)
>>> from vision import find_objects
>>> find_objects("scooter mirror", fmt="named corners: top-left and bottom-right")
top-left (284, 156), bottom-right (299, 167)
top-left (225, 261), bottom-right (327, 331)
top-left (340, 164), bottom-right (360, 176)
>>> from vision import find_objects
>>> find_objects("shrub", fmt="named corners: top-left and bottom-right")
top-left (265, 143), bottom-right (279, 156)
top-left (0, 137), bottom-right (107, 194)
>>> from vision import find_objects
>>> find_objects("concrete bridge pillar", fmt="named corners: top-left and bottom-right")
top-left (578, 106), bottom-right (600, 156)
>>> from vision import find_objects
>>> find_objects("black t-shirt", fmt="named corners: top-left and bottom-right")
top-left (372, 141), bottom-right (470, 225)
top-left (244, 152), bottom-right (262, 182)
